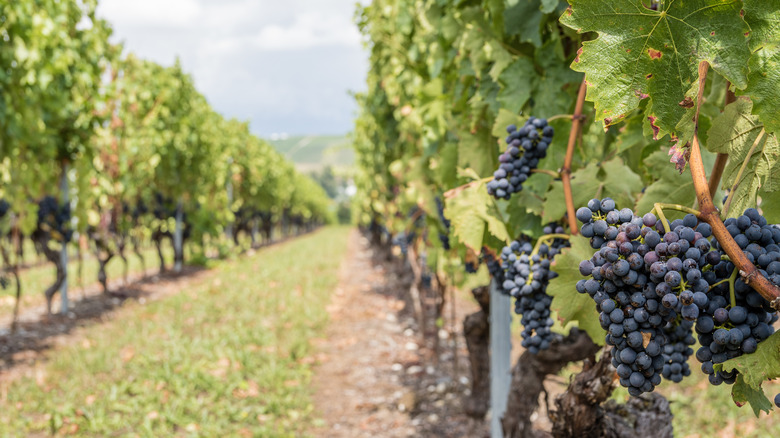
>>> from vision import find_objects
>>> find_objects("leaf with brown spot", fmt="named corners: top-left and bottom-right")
top-left (561, 0), bottom-right (750, 136)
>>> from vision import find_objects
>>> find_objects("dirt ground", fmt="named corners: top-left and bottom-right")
top-left (310, 230), bottom-right (489, 437)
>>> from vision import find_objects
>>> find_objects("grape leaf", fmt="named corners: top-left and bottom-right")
top-left (497, 59), bottom-right (536, 114)
top-left (548, 234), bottom-right (605, 345)
top-left (445, 183), bottom-right (487, 252)
top-left (492, 109), bottom-right (525, 138)
top-left (706, 99), bottom-right (780, 218)
top-left (561, 0), bottom-right (750, 136)
top-left (457, 127), bottom-right (498, 178)
top-left (721, 330), bottom-right (780, 390)
top-left (444, 176), bottom-right (511, 252)
top-left (543, 163), bottom-right (601, 223)
top-left (540, 0), bottom-right (560, 14)
top-left (542, 158), bottom-right (642, 224)
top-left (760, 194), bottom-right (780, 224)
top-left (738, 0), bottom-right (780, 134)
top-left (731, 375), bottom-right (773, 417)
top-left (505, 0), bottom-right (544, 47)
top-left (636, 150), bottom-right (700, 217)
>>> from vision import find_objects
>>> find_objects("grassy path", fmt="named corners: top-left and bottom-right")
top-left (0, 227), bottom-right (350, 436)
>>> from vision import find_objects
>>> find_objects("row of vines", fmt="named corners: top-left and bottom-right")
top-left (0, 0), bottom-right (332, 323)
top-left (352, 0), bottom-right (780, 435)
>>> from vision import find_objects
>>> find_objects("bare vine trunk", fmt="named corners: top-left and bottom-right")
top-left (463, 285), bottom-right (490, 418)
top-left (549, 353), bottom-right (674, 438)
top-left (501, 329), bottom-right (600, 438)
top-left (132, 236), bottom-right (145, 274)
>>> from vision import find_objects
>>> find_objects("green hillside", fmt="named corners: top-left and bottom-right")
top-left (268, 135), bottom-right (354, 171)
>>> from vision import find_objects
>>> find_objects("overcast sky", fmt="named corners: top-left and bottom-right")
top-left (97, 0), bottom-right (369, 137)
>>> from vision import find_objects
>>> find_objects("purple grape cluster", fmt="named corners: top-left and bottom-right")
top-left (576, 199), bottom-right (720, 395)
top-left (576, 199), bottom-right (779, 395)
top-left (487, 117), bottom-right (553, 200)
top-left (694, 208), bottom-right (779, 385)
top-left (499, 224), bottom-right (569, 353)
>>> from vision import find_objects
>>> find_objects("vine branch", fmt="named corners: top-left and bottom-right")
top-left (689, 62), bottom-right (780, 310)
top-left (562, 79), bottom-right (587, 235)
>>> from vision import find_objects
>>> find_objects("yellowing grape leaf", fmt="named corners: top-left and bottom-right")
top-left (739, 0), bottom-right (780, 135)
top-left (561, 0), bottom-right (750, 136)
top-left (547, 234), bottom-right (605, 345)
top-left (444, 176), bottom-right (510, 252)
top-left (706, 99), bottom-right (780, 218)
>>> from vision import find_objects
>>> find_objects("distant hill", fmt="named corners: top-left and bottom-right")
top-left (268, 135), bottom-right (354, 172)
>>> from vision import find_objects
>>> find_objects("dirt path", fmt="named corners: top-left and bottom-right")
top-left (311, 230), bottom-right (488, 437)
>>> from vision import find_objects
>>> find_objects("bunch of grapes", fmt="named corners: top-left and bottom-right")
top-left (0, 199), bottom-right (9, 219)
top-left (483, 250), bottom-right (505, 284)
top-left (37, 196), bottom-right (72, 243)
top-left (487, 117), bottom-right (553, 200)
top-left (435, 197), bottom-right (451, 250)
top-left (392, 231), bottom-right (414, 256)
top-left (576, 199), bottom-right (717, 395)
top-left (576, 199), bottom-right (779, 395)
top-left (499, 224), bottom-right (569, 353)
top-left (693, 208), bottom-right (779, 385)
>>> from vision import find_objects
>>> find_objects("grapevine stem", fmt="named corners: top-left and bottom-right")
top-left (526, 234), bottom-right (571, 285)
top-left (708, 278), bottom-right (729, 291)
top-left (561, 79), bottom-right (587, 235)
top-left (721, 128), bottom-right (765, 218)
top-left (688, 62), bottom-right (780, 310)
top-left (654, 203), bottom-right (701, 218)
top-left (651, 204), bottom-right (671, 234)
top-left (728, 267), bottom-right (739, 309)
top-left (443, 176), bottom-right (493, 199)
top-left (530, 168), bottom-right (561, 178)
top-left (531, 234), bottom-right (570, 257)
top-left (546, 114), bottom-right (573, 122)
top-left (707, 84), bottom-right (737, 198)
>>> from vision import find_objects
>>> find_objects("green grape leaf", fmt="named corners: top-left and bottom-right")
top-left (492, 109), bottom-right (525, 138)
top-left (561, 0), bottom-right (750, 136)
top-left (497, 58), bottom-right (536, 114)
top-left (636, 149), bottom-right (700, 217)
top-left (444, 177), bottom-right (510, 252)
top-left (760, 191), bottom-right (780, 224)
top-left (721, 330), bottom-right (780, 390)
top-left (458, 128), bottom-right (498, 178)
top-left (445, 186), bottom-right (485, 252)
top-left (706, 99), bottom-right (780, 218)
top-left (505, 0), bottom-right (544, 47)
top-left (540, 0), bottom-right (560, 14)
top-left (600, 158), bottom-right (644, 207)
top-left (543, 164), bottom-right (601, 223)
top-left (739, 0), bottom-right (780, 134)
top-left (543, 159), bottom-right (642, 223)
top-left (548, 234), bottom-right (605, 345)
top-left (731, 375), bottom-right (773, 417)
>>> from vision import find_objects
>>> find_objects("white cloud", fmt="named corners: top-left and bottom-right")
top-left (96, 0), bottom-right (369, 135)
top-left (99, 0), bottom-right (202, 28)
top-left (251, 13), bottom-right (361, 50)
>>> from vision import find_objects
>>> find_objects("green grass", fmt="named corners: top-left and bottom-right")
top-left (0, 227), bottom-right (351, 436)
top-left (658, 365), bottom-right (780, 437)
